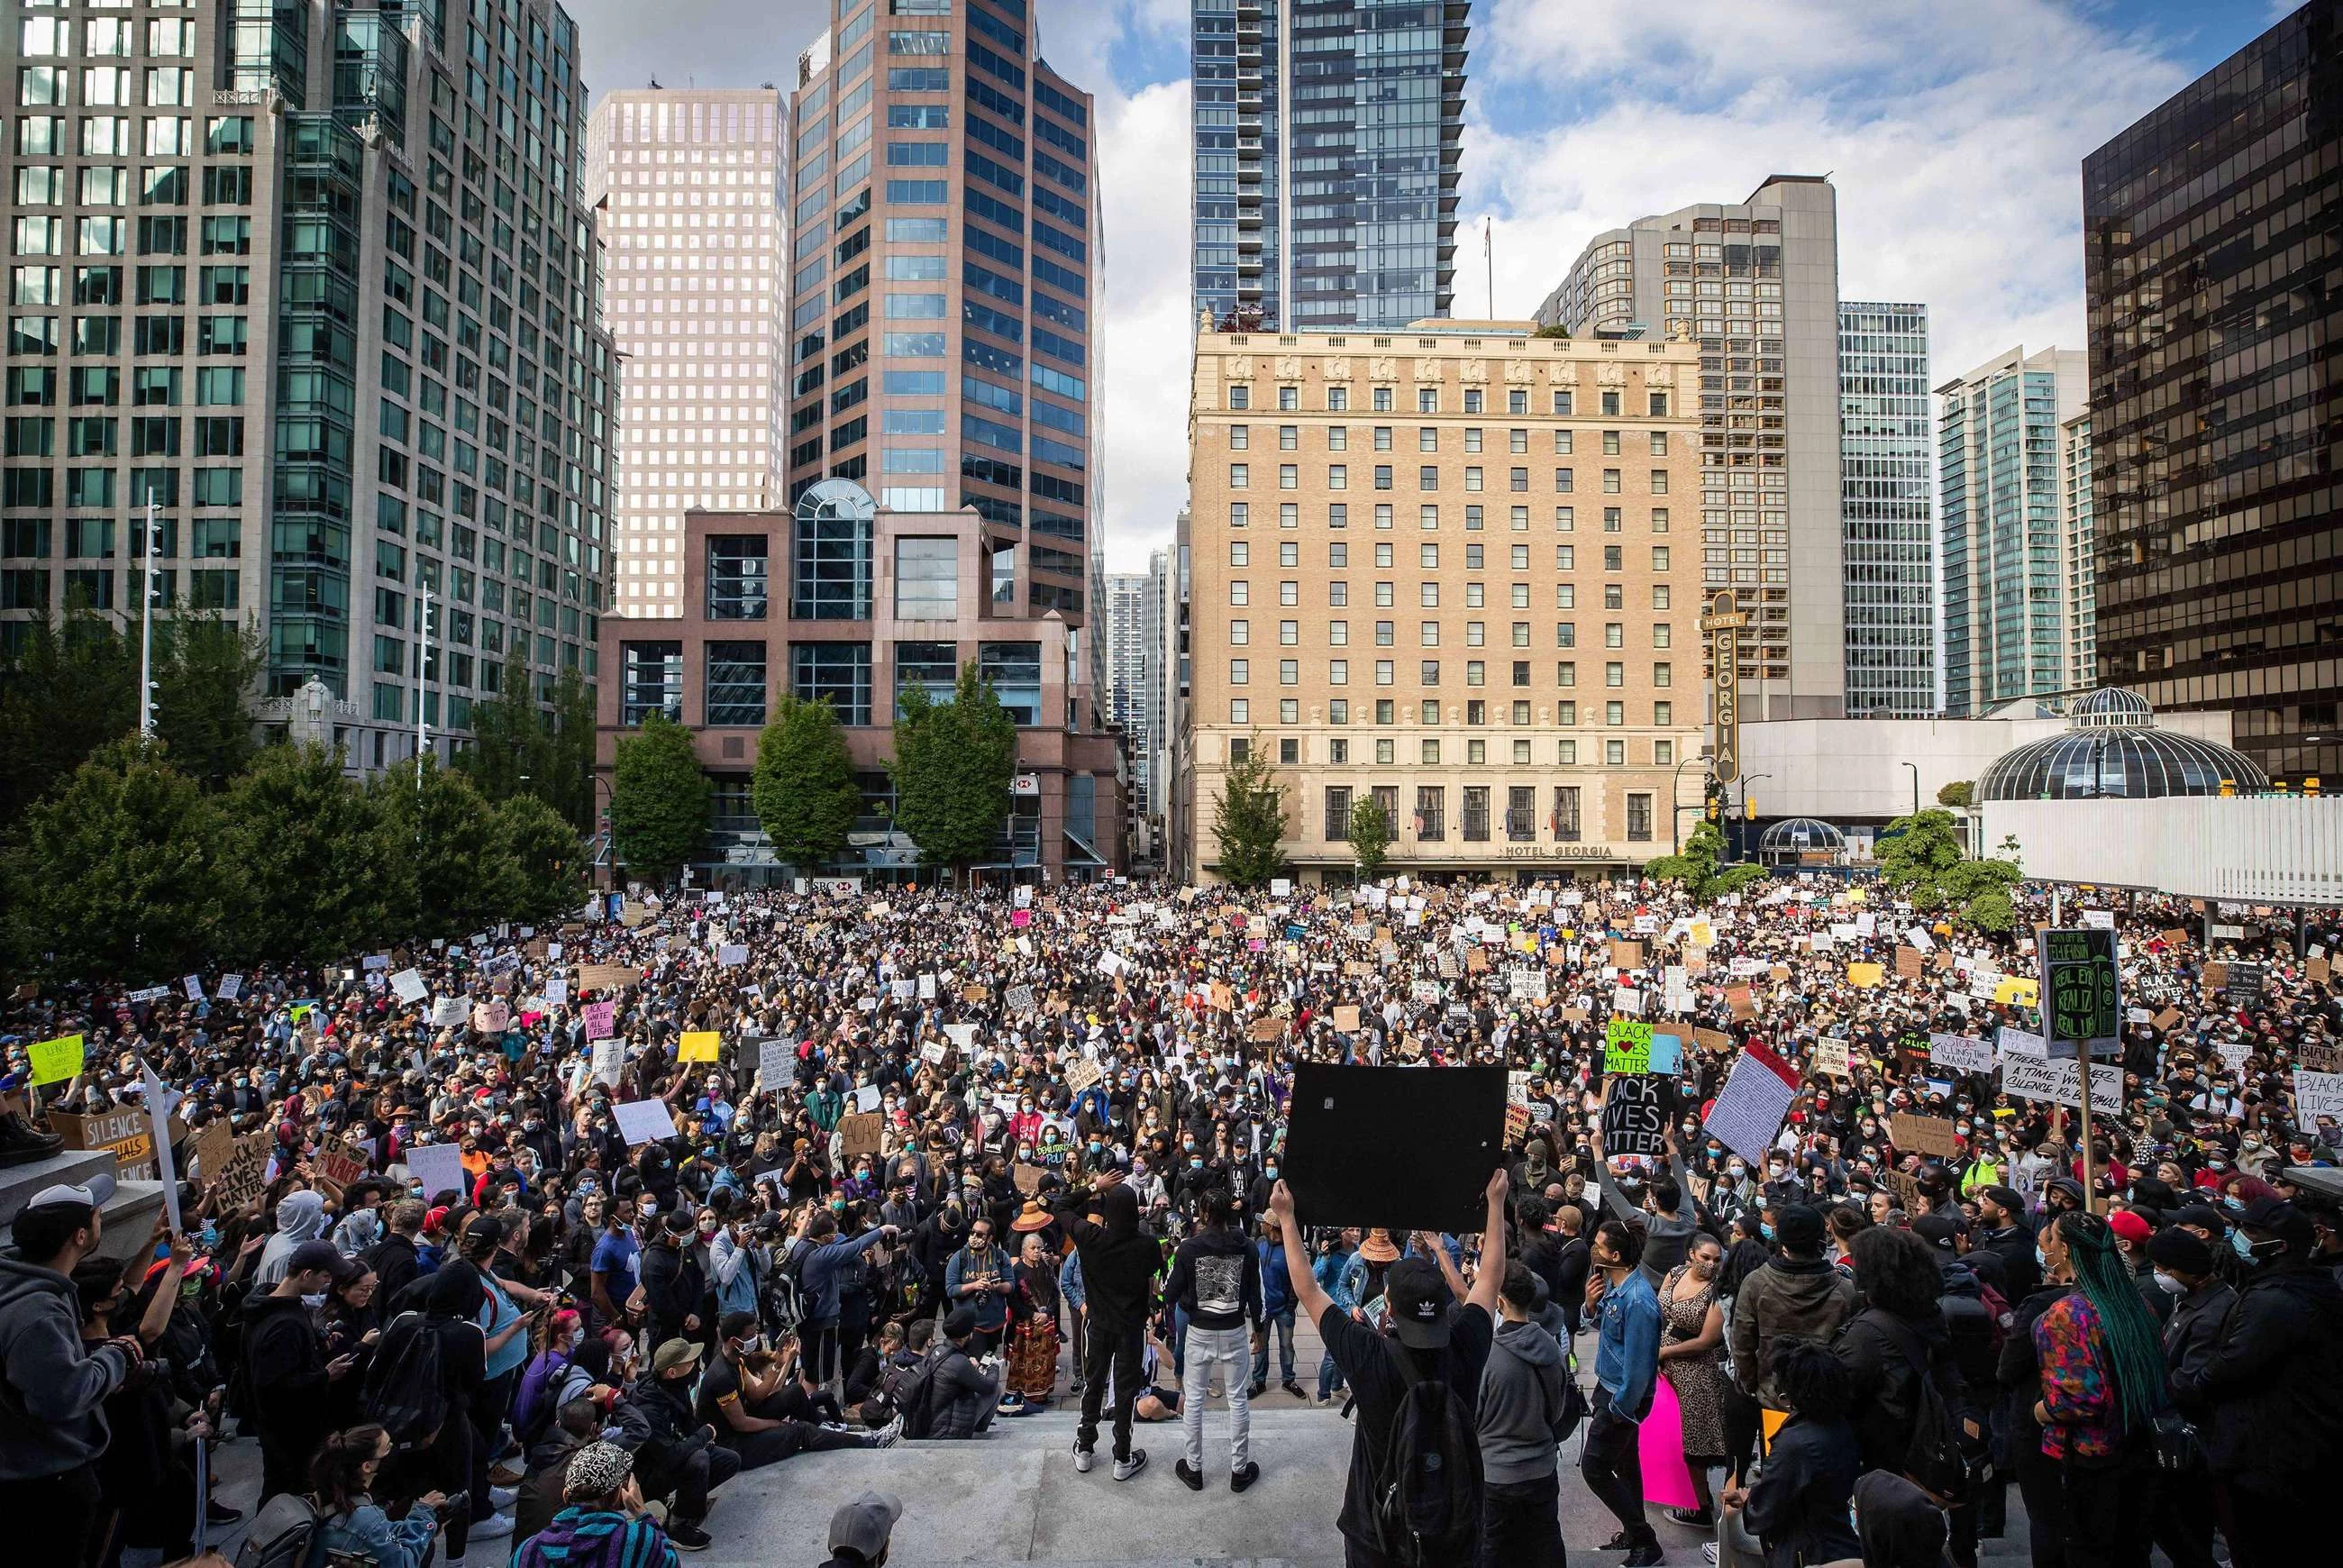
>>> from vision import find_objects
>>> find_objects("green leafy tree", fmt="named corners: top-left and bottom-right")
top-left (1345, 793), bottom-right (1391, 877)
top-left (542, 665), bottom-right (600, 832)
top-left (1645, 819), bottom-right (1769, 900)
top-left (1212, 739), bottom-right (1289, 888)
top-left (754, 694), bottom-right (862, 870)
top-left (891, 663), bottom-right (1017, 884)
top-left (458, 661), bottom-right (599, 832)
top-left (1876, 807), bottom-right (2021, 932)
top-left (152, 614), bottom-right (266, 792)
top-left (1937, 779), bottom-right (1975, 808)
top-left (3, 738), bottom-right (233, 981)
top-left (0, 606), bottom-right (136, 824)
top-left (373, 760), bottom-right (522, 936)
top-left (221, 743), bottom-right (409, 965)
top-left (608, 712), bottom-right (709, 885)
top-left (492, 792), bottom-right (586, 924)
top-left (457, 654), bottom-right (538, 803)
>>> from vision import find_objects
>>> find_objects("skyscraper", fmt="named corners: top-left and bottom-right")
top-left (2061, 409), bottom-right (2094, 700)
top-left (587, 87), bottom-right (783, 618)
top-left (1936, 346), bottom-right (2087, 716)
top-left (1837, 302), bottom-right (1933, 716)
top-left (1537, 176), bottom-right (1846, 722)
top-left (782, 0), bottom-right (1099, 632)
top-left (2083, 0), bottom-right (2341, 785)
top-left (1102, 565), bottom-right (1162, 816)
top-left (0, 0), bottom-right (617, 773)
top-left (1190, 0), bottom-right (1471, 332)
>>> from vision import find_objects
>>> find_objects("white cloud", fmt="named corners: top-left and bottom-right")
top-left (1458, 0), bottom-right (2198, 384)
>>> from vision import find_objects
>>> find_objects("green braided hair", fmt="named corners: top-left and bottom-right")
top-left (2054, 1210), bottom-right (2168, 1433)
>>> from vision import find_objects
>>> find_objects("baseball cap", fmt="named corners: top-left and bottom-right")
top-left (25, 1173), bottom-right (114, 1212)
top-left (2239, 1196), bottom-right (2313, 1245)
top-left (826, 1491), bottom-right (903, 1561)
top-left (2147, 1227), bottom-right (2212, 1274)
top-left (1382, 1255), bottom-right (1453, 1349)
top-left (287, 1239), bottom-right (359, 1282)
top-left (651, 1337), bottom-right (702, 1375)
top-left (2105, 1209), bottom-right (2153, 1245)
top-left (1910, 1212), bottom-right (1965, 1253)
top-left (942, 1307), bottom-right (979, 1339)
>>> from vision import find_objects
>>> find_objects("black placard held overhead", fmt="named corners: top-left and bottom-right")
top-left (1282, 1062), bottom-right (1505, 1235)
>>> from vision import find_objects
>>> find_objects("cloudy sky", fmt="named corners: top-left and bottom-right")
top-left (563, 0), bottom-right (2289, 571)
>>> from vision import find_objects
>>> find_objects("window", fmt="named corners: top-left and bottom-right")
top-left (792, 642), bottom-right (875, 726)
top-left (1553, 786), bottom-right (1581, 842)
top-left (1506, 786), bottom-right (1536, 842)
top-left (1324, 786), bottom-right (1353, 842)
top-left (1229, 462), bottom-right (1248, 488)
top-left (1416, 786), bottom-right (1445, 841)
top-left (1462, 787), bottom-right (1490, 841)
top-left (894, 535), bottom-right (956, 618)
top-left (705, 641), bottom-right (768, 727)
top-left (620, 641), bottom-right (682, 725)
top-left (1627, 793), bottom-right (1653, 842)
top-left (705, 535), bottom-right (769, 620)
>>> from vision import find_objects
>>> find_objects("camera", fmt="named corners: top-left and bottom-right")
top-left (435, 1490), bottom-right (471, 1522)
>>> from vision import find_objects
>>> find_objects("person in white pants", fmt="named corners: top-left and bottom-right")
top-left (1162, 1188), bottom-right (1263, 1491)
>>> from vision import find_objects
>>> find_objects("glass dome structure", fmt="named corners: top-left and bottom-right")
top-left (1757, 817), bottom-right (1846, 865)
top-left (1976, 690), bottom-right (2267, 801)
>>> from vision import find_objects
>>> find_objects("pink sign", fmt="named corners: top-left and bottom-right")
top-left (1011, 908), bottom-right (1032, 928)
top-left (583, 1000), bottom-right (615, 1041)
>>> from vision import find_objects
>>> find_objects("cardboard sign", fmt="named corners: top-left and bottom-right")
top-left (209, 1132), bottom-right (275, 1211)
top-left (28, 1033), bottom-right (86, 1085)
top-left (679, 1030), bottom-right (722, 1062)
top-left (1727, 986), bottom-right (1756, 1020)
top-left (1612, 941), bottom-right (1645, 970)
top-left (838, 1112), bottom-right (884, 1160)
top-left (2001, 1054), bottom-right (2121, 1116)
top-left (579, 964), bottom-right (638, 994)
top-left (1063, 1059), bottom-right (1104, 1095)
top-left (1693, 1027), bottom-right (1735, 1053)
top-left (1333, 1005), bottom-right (1363, 1032)
top-left (1281, 1062), bottom-right (1506, 1233)
top-left (1602, 1073), bottom-right (1671, 1159)
top-left (1604, 1017), bottom-right (1655, 1075)
top-left (1892, 1112), bottom-right (1961, 1159)
top-left (187, 1117), bottom-right (233, 1181)
top-left (1928, 1032), bottom-right (1995, 1074)
top-left (1811, 1036), bottom-right (1852, 1078)
top-left (49, 1106), bottom-right (156, 1178)
top-left (1702, 1042), bottom-right (1799, 1164)
top-left (1896, 946), bottom-right (1924, 980)
top-left (1249, 1016), bottom-right (1286, 1042)
top-left (313, 1135), bottom-right (370, 1192)
top-left (612, 1099), bottom-right (679, 1146)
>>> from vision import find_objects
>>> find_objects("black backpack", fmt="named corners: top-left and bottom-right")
top-left (365, 1311), bottom-right (451, 1452)
top-left (1876, 1315), bottom-right (1974, 1503)
top-left (234, 1492), bottom-right (323, 1568)
top-left (887, 1351), bottom-right (941, 1440)
top-left (1371, 1347), bottom-right (1483, 1567)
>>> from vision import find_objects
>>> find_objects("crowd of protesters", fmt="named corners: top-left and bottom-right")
top-left (0, 870), bottom-right (2338, 1568)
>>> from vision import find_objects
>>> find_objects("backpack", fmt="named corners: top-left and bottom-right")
top-left (365, 1312), bottom-right (451, 1452)
top-left (887, 1351), bottom-right (941, 1440)
top-left (1875, 1315), bottom-right (1974, 1503)
top-left (761, 1250), bottom-right (807, 1334)
top-left (234, 1492), bottom-right (323, 1568)
top-left (1543, 1345), bottom-right (1589, 1446)
top-left (1370, 1347), bottom-right (1484, 1567)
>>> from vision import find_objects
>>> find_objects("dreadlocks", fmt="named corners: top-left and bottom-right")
top-left (2054, 1210), bottom-right (2168, 1433)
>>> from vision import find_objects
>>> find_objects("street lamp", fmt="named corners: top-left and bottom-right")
top-left (1733, 772), bottom-right (1773, 863)
top-left (1901, 761), bottom-right (1920, 819)
top-left (1670, 752), bottom-right (1711, 854)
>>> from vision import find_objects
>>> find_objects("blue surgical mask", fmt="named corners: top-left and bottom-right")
top-left (1760, 1224), bottom-right (1775, 1242)
top-left (2230, 1228), bottom-right (2252, 1258)
top-left (2035, 1244), bottom-right (2050, 1271)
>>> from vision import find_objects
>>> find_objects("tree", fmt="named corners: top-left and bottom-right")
top-left (1212, 739), bottom-right (1289, 889)
top-left (1937, 779), bottom-right (1975, 808)
top-left (373, 760), bottom-right (522, 936)
top-left (492, 792), bottom-right (587, 925)
top-left (221, 742), bottom-right (409, 965)
top-left (891, 663), bottom-right (1017, 883)
top-left (3, 739), bottom-right (233, 981)
top-left (0, 606), bottom-right (136, 824)
top-left (608, 712), bottom-right (708, 885)
top-left (1875, 807), bottom-right (2022, 932)
top-left (152, 614), bottom-right (266, 792)
top-left (753, 694), bottom-right (861, 870)
top-left (1645, 819), bottom-right (1769, 900)
top-left (1345, 793), bottom-right (1391, 877)
top-left (458, 661), bottom-right (599, 832)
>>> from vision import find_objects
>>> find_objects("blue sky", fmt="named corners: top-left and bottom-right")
top-left (565, 0), bottom-right (2295, 571)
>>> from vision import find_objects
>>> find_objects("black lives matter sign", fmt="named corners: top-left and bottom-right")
top-left (2040, 927), bottom-right (2120, 1060)
top-left (1602, 1072), bottom-right (1670, 1159)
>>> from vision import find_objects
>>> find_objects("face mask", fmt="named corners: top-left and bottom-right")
top-left (2247, 1235), bottom-right (2285, 1261)
top-left (830, 1200), bottom-right (845, 1213)
top-left (200, 1223), bottom-right (220, 1250)
top-left (1760, 1224), bottom-right (1775, 1242)
top-left (301, 1291), bottom-right (329, 1310)
top-left (2152, 1271), bottom-right (2185, 1295)
top-left (1190, 1157), bottom-right (1204, 1169)
top-left (1728, 1164), bottom-right (1746, 1180)
top-left (2035, 1244), bottom-right (2051, 1272)
top-left (1088, 1140), bottom-right (1101, 1152)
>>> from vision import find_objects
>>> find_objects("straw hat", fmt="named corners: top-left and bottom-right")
top-left (1358, 1228), bottom-right (1401, 1263)
top-left (1010, 1199), bottom-right (1053, 1233)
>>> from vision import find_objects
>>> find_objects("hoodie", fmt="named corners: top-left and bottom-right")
top-left (1727, 1253), bottom-right (1858, 1407)
top-left (256, 1190), bottom-right (331, 1287)
top-left (1478, 1316), bottom-right (1568, 1484)
top-left (0, 1254), bottom-right (134, 1481)
top-left (1053, 1183), bottom-right (1159, 1332)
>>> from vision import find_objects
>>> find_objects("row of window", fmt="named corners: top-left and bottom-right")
top-left (1224, 501), bottom-right (1671, 535)
top-left (1226, 385), bottom-right (1667, 418)
top-left (1316, 783), bottom-right (1655, 843)
top-left (1, 565), bottom-right (240, 614)
top-left (1226, 462), bottom-right (1669, 495)
top-left (619, 635), bottom-right (1046, 729)
top-left (1230, 614), bottom-right (1672, 648)
top-left (1227, 424), bottom-right (1668, 456)
top-left (1229, 655), bottom-right (1673, 696)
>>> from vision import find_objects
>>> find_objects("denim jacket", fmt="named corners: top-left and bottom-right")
top-left (1592, 1268), bottom-right (1661, 1418)
top-left (319, 1501), bottom-right (437, 1568)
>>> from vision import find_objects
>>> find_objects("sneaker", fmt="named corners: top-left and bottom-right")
top-left (1247, 1381), bottom-right (1267, 1399)
top-left (1072, 1441), bottom-right (1095, 1473)
top-left (1230, 1461), bottom-right (1261, 1494)
top-left (1598, 1532), bottom-right (1636, 1552)
top-left (871, 1415), bottom-right (904, 1449)
top-left (1702, 1545), bottom-right (1721, 1565)
top-left (1623, 1544), bottom-right (1664, 1568)
top-left (468, 1513), bottom-right (516, 1542)
top-left (490, 1486), bottom-right (518, 1510)
top-left (205, 1500), bottom-right (244, 1527)
top-left (1666, 1507), bottom-right (1717, 1530)
top-left (0, 1112), bottom-right (61, 1167)
top-left (488, 1463), bottom-right (524, 1489)
top-left (1175, 1458), bottom-right (1204, 1491)
top-left (1113, 1448), bottom-right (1148, 1482)
top-left (1282, 1380), bottom-right (1307, 1399)
top-left (667, 1519), bottom-right (712, 1553)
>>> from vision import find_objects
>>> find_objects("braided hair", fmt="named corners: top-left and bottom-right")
top-left (2053, 1211), bottom-right (2167, 1433)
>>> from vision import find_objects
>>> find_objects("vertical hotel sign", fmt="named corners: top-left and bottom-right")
top-left (1704, 589), bottom-right (1744, 784)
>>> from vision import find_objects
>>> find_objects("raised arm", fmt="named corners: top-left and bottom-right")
top-left (1267, 1181), bottom-right (1332, 1325)
top-left (1467, 1167), bottom-right (1507, 1318)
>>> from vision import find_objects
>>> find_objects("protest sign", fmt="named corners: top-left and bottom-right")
top-left (758, 1038), bottom-right (798, 1089)
top-left (1992, 976), bottom-right (2040, 1007)
top-left (943, 1022), bottom-right (979, 1051)
top-left (427, 998), bottom-right (468, 1029)
top-left (313, 1135), bottom-right (370, 1193)
top-left (1846, 962), bottom-right (1884, 988)
top-left (405, 1142), bottom-right (468, 1204)
top-left (1282, 1062), bottom-right (1505, 1232)
top-left (1892, 1113), bottom-right (1961, 1159)
top-left (2001, 1054), bottom-right (2122, 1116)
top-left (210, 1132), bottom-right (274, 1212)
top-left (2040, 927), bottom-right (2121, 1058)
top-left (716, 944), bottom-right (749, 968)
top-left (838, 1113), bottom-right (884, 1160)
top-left (1928, 1032), bottom-right (1995, 1074)
top-left (1007, 985), bottom-right (1038, 1015)
top-left (1604, 1018), bottom-right (1654, 1075)
top-left (1648, 1034), bottom-right (1683, 1075)
top-left (50, 1105), bottom-right (156, 1179)
top-left (612, 1099), bottom-right (679, 1146)
top-left (1703, 1043), bottom-right (1799, 1165)
top-left (29, 1033), bottom-right (86, 1085)
top-left (1896, 947), bottom-right (1924, 980)
top-left (1811, 1037), bottom-right (1852, 1078)
top-left (388, 968), bottom-right (428, 1005)
top-left (579, 964), bottom-right (637, 994)
top-left (1332, 1005), bottom-right (1363, 1032)
top-left (471, 1000), bottom-right (511, 1035)
top-left (1249, 1016), bottom-right (1286, 1042)
top-left (1692, 1027), bottom-right (1735, 1053)
top-left (1997, 1026), bottom-right (2047, 1060)
top-left (591, 1035), bottom-right (625, 1089)
top-left (187, 1117), bottom-right (232, 1181)
top-left (1064, 1059), bottom-right (1104, 1095)
top-left (679, 1031), bottom-right (722, 1062)
top-left (217, 973), bottom-right (243, 1001)
top-left (2294, 1070), bottom-right (2343, 1123)
top-left (1727, 986), bottom-right (1757, 1020)
top-left (1601, 1073), bottom-right (1670, 1159)
top-left (583, 1000), bottom-right (616, 1041)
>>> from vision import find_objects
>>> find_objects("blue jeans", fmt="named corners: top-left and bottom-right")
top-left (1251, 1307), bottom-right (1296, 1387)
top-left (1317, 1348), bottom-right (1346, 1401)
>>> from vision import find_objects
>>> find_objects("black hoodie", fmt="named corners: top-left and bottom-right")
top-left (242, 1290), bottom-right (333, 1449)
top-left (1053, 1183), bottom-right (1158, 1332)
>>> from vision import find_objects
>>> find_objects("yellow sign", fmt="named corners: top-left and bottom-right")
top-left (1689, 919), bottom-right (1714, 947)
top-left (1846, 962), bottom-right (1885, 989)
top-left (1993, 977), bottom-right (2039, 1007)
top-left (29, 1034), bottom-right (85, 1085)
top-left (679, 1031), bottom-right (722, 1062)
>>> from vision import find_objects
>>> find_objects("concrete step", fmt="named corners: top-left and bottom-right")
top-left (0, 1146), bottom-right (119, 1228)
top-left (0, 1174), bottom-right (167, 1266)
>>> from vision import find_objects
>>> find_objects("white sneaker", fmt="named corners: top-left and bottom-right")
top-left (1702, 1543), bottom-right (1720, 1565)
top-left (468, 1513), bottom-right (517, 1541)
top-left (1072, 1440), bottom-right (1095, 1473)
top-left (490, 1486), bottom-right (518, 1510)
top-left (1114, 1447), bottom-right (1148, 1481)
top-left (871, 1415), bottom-right (904, 1449)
